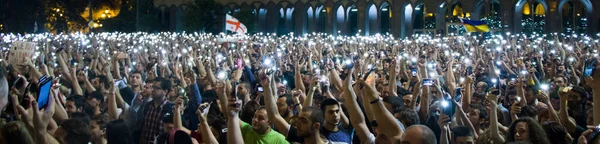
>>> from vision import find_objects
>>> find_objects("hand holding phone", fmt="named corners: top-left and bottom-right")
top-left (422, 79), bottom-right (434, 86)
top-left (584, 59), bottom-right (596, 77)
top-left (37, 76), bottom-right (53, 110)
top-left (411, 68), bottom-right (417, 77)
top-left (441, 95), bottom-right (456, 118)
top-left (237, 58), bottom-right (243, 70)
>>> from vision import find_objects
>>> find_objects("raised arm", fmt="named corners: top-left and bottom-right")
top-left (538, 90), bottom-right (560, 124)
top-left (558, 88), bottom-right (577, 134)
top-left (445, 59), bottom-right (457, 96)
top-left (107, 84), bottom-right (119, 121)
top-left (69, 68), bottom-right (83, 96)
top-left (438, 114), bottom-right (451, 144)
top-left (294, 60), bottom-right (306, 92)
top-left (584, 70), bottom-right (600, 125)
top-left (51, 89), bottom-right (68, 122)
top-left (174, 102), bottom-right (192, 134)
top-left (389, 60), bottom-right (398, 97)
top-left (359, 79), bottom-right (403, 141)
top-left (328, 67), bottom-right (343, 92)
top-left (196, 103), bottom-right (218, 144)
top-left (226, 98), bottom-right (244, 144)
top-left (462, 75), bottom-right (474, 111)
top-left (486, 89), bottom-right (505, 144)
top-left (113, 55), bottom-right (123, 80)
top-left (260, 73), bottom-right (290, 137)
top-left (343, 67), bottom-right (374, 143)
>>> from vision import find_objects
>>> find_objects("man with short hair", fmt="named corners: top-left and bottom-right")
top-left (296, 107), bottom-right (329, 144)
top-left (451, 126), bottom-right (475, 144)
top-left (319, 99), bottom-right (354, 144)
top-left (277, 94), bottom-right (295, 121)
top-left (138, 78), bottom-right (174, 144)
top-left (130, 71), bottom-right (144, 94)
top-left (245, 107), bottom-right (289, 143)
top-left (467, 104), bottom-right (488, 134)
top-left (65, 96), bottom-right (85, 116)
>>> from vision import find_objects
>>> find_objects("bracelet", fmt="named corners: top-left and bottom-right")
top-left (370, 98), bottom-right (381, 104)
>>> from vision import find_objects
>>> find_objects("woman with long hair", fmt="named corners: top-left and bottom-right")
top-left (506, 117), bottom-right (550, 144)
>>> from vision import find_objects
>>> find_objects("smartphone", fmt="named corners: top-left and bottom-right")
top-left (509, 74), bottom-right (518, 82)
top-left (114, 79), bottom-right (127, 89)
top-left (441, 95), bottom-right (456, 118)
top-left (422, 79), bottom-right (434, 86)
top-left (588, 124), bottom-right (600, 142)
top-left (411, 68), bottom-right (417, 77)
top-left (584, 59), bottom-right (596, 77)
top-left (467, 66), bottom-right (473, 75)
top-left (237, 58), bottom-right (243, 70)
top-left (344, 62), bottom-right (354, 70)
top-left (455, 88), bottom-right (462, 102)
top-left (258, 87), bottom-right (263, 92)
top-left (362, 66), bottom-right (376, 80)
top-left (37, 77), bottom-right (53, 110)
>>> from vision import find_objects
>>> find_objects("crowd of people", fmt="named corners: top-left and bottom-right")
top-left (0, 32), bottom-right (598, 144)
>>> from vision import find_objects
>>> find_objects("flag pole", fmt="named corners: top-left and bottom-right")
top-left (223, 14), bottom-right (227, 34)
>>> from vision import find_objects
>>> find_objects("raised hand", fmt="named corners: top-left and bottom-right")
top-left (437, 113), bottom-right (451, 130)
top-left (537, 90), bottom-right (550, 103)
top-left (510, 101), bottom-right (521, 116)
top-left (227, 97), bottom-right (242, 117)
top-left (258, 70), bottom-right (271, 88)
top-left (583, 66), bottom-right (600, 88)
top-left (32, 90), bottom-right (55, 132)
top-left (486, 87), bottom-right (499, 105)
top-left (196, 102), bottom-right (212, 122)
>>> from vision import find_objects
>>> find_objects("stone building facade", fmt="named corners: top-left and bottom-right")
top-left (156, 0), bottom-right (599, 37)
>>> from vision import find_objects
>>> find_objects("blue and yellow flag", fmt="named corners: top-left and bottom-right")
top-left (460, 18), bottom-right (490, 32)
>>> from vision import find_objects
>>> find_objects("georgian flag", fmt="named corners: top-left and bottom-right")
top-left (226, 14), bottom-right (247, 34)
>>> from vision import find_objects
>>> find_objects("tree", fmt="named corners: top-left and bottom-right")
top-left (0, 0), bottom-right (43, 33)
top-left (102, 0), bottom-right (136, 32)
top-left (181, 0), bottom-right (224, 33)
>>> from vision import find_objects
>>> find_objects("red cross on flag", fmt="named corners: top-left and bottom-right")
top-left (226, 14), bottom-right (247, 34)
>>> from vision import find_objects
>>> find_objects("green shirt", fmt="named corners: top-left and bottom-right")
top-left (241, 121), bottom-right (289, 144)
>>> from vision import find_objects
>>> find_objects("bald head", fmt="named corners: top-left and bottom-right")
top-left (400, 125), bottom-right (437, 144)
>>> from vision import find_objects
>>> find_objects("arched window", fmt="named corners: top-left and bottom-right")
top-left (523, 2), bottom-right (531, 15)
top-left (562, 1), bottom-right (573, 33)
top-left (521, 1), bottom-right (545, 34)
top-left (453, 5), bottom-right (463, 17)
top-left (347, 5), bottom-right (358, 35)
top-left (535, 3), bottom-right (545, 15)
top-left (380, 2), bottom-right (390, 34)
